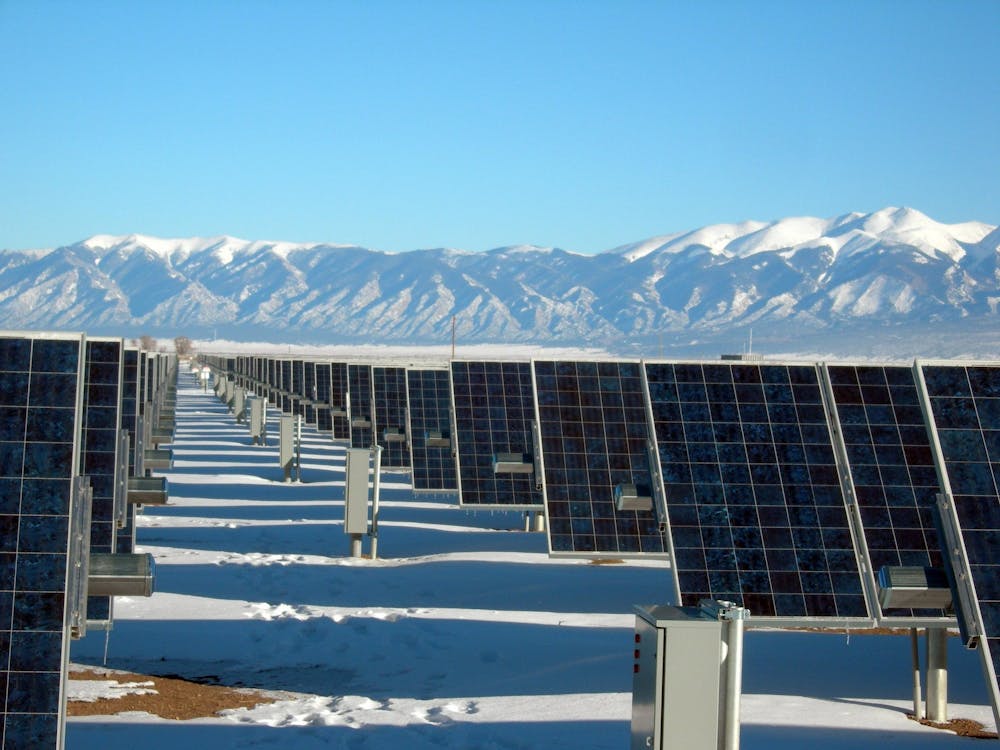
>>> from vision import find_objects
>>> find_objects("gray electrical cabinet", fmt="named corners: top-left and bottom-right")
top-left (233, 387), bottom-right (246, 423)
top-left (631, 605), bottom-right (724, 750)
top-left (344, 448), bottom-right (371, 535)
top-left (248, 396), bottom-right (266, 444)
top-left (279, 415), bottom-right (294, 481)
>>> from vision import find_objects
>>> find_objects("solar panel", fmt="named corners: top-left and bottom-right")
top-left (279, 359), bottom-right (292, 413)
top-left (824, 363), bottom-right (950, 625)
top-left (406, 368), bottom-right (458, 493)
top-left (645, 360), bottom-right (871, 625)
top-left (116, 348), bottom-right (139, 555)
top-left (329, 362), bottom-right (350, 441)
top-left (450, 361), bottom-right (543, 509)
top-left (533, 360), bottom-right (667, 557)
top-left (372, 366), bottom-right (410, 470)
top-left (918, 362), bottom-right (1000, 717)
top-left (348, 364), bottom-right (374, 448)
top-left (80, 338), bottom-right (124, 627)
top-left (303, 361), bottom-right (317, 425)
top-left (314, 362), bottom-right (332, 434)
top-left (0, 331), bottom-right (86, 747)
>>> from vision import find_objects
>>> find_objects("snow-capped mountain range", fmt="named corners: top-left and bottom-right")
top-left (2, 207), bottom-right (999, 357)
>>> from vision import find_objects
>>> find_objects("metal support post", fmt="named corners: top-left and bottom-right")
top-left (926, 627), bottom-right (948, 722)
top-left (370, 445), bottom-right (382, 560)
top-left (532, 511), bottom-right (546, 532)
top-left (911, 628), bottom-right (924, 720)
top-left (295, 414), bottom-right (303, 482)
top-left (708, 601), bottom-right (749, 750)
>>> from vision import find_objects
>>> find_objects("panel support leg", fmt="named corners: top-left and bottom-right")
top-left (911, 628), bottom-right (924, 720)
top-left (926, 626), bottom-right (948, 722)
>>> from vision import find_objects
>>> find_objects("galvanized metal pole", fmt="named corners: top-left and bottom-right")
top-left (722, 609), bottom-right (747, 750)
top-left (370, 445), bottom-right (382, 560)
top-left (295, 414), bottom-right (302, 482)
top-left (926, 627), bottom-right (948, 722)
top-left (911, 628), bottom-right (924, 720)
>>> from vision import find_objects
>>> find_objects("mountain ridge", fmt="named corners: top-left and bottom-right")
top-left (1, 207), bottom-right (998, 357)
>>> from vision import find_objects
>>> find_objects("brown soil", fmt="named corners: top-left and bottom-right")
top-left (910, 715), bottom-right (999, 739)
top-left (67, 666), bottom-right (279, 720)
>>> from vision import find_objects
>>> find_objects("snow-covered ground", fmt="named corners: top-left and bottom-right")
top-left (67, 371), bottom-right (998, 748)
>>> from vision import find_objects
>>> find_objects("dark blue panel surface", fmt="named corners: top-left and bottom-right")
top-left (450, 361), bottom-right (542, 507)
top-left (348, 364), bottom-right (374, 448)
top-left (407, 369), bottom-right (457, 492)
top-left (534, 360), bottom-right (665, 556)
top-left (828, 364), bottom-right (947, 620)
top-left (0, 333), bottom-right (82, 748)
top-left (372, 367), bottom-right (410, 470)
top-left (646, 361), bottom-right (868, 620)
top-left (922, 363), bottom-right (1000, 702)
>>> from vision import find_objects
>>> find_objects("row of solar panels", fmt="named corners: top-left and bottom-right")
top-left (0, 331), bottom-right (175, 749)
top-left (202, 352), bottom-right (1000, 715)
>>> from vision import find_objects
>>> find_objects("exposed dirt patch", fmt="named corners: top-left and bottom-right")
top-left (910, 715), bottom-right (998, 739)
top-left (68, 666), bottom-right (279, 720)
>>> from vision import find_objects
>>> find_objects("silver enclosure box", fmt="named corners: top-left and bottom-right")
top-left (88, 552), bottom-right (155, 597)
top-left (344, 448), bottom-right (371, 535)
top-left (383, 427), bottom-right (406, 443)
top-left (877, 566), bottom-right (953, 610)
top-left (632, 605), bottom-right (723, 750)
top-left (127, 476), bottom-right (168, 505)
top-left (492, 452), bottom-right (533, 474)
top-left (425, 429), bottom-right (451, 448)
top-left (615, 483), bottom-right (653, 512)
top-left (279, 415), bottom-right (294, 470)
top-left (248, 396), bottom-right (266, 441)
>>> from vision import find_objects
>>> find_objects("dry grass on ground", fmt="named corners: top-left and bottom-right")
top-left (68, 666), bottom-right (279, 720)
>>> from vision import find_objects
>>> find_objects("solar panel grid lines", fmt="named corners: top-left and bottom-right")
top-left (915, 359), bottom-right (1000, 723)
top-left (406, 368), bottom-right (458, 493)
top-left (116, 348), bottom-right (140, 555)
top-left (644, 359), bottom-right (873, 627)
top-left (278, 359), bottom-right (293, 414)
top-left (450, 360), bottom-right (543, 509)
top-left (0, 331), bottom-right (86, 749)
top-left (821, 361), bottom-right (953, 626)
top-left (532, 359), bottom-right (667, 558)
top-left (314, 362), bottom-right (333, 434)
top-left (80, 337), bottom-right (124, 627)
top-left (330, 362), bottom-right (351, 441)
top-left (372, 366), bottom-right (411, 470)
top-left (348, 363), bottom-right (374, 449)
top-left (303, 361), bottom-right (317, 426)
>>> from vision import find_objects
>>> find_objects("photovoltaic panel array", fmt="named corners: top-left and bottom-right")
top-left (348, 364), bottom-right (374, 449)
top-left (314, 362), bottom-right (333, 434)
top-left (279, 359), bottom-right (292, 413)
top-left (0, 333), bottom-right (85, 748)
top-left (645, 361), bottom-right (870, 624)
top-left (450, 361), bottom-right (542, 508)
top-left (372, 366), bottom-right (410, 470)
top-left (303, 361), bottom-right (317, 425)
top-left (329, 362), bottom-right (350, 441)
top-left (116, 348), bottom-right (139, 555)
top-left (80, 338), bottom-right (123, 625)
top-left (825, 364), bottom-right (949, 623)
top-left (919, 363), bottom-right (1000, 715)
top-left (533, 360), bottom-right (666, 556)
top-left (406, 369), bottom-right (457, 493)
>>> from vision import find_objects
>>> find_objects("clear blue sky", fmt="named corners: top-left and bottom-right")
top-left (1, 0), bottom-right (997, 253)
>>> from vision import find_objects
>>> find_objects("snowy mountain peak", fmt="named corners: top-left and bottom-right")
top-left (3, 207), bottom-right (998, 352)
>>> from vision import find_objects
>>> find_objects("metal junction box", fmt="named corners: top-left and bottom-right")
top-left (877, 565), bottom-right (953, 610)
top-left (344, 448), bottom-right (371, 536)
top-left (632, 605), bottom-right (723, 750)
